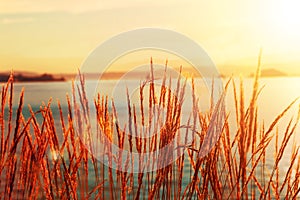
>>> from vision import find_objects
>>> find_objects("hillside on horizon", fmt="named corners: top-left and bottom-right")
top-left (0, 67), bottom-right (296, 82)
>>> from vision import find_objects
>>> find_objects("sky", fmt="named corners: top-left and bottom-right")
top-left (1, 0), bottom-right (300, 76)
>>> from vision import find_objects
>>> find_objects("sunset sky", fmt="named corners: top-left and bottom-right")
top-left (1, 0), bottom-right (300, 76)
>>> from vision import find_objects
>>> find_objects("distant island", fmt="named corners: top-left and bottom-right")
top-left (0, 73), bottom-right (65, 82)
top-left (250, 68), bottom-right (287, 77)
top-left (0, 68), bottom-right (293, 83)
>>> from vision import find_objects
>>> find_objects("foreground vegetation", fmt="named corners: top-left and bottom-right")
top-left (0, 64), bottom-right (300, 199)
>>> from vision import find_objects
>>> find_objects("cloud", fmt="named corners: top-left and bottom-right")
top-left (1, 17), bottom-right (34, 24)
top-left (0, 0), bottom-right (180, 14)
top-left (1, 0), bottom-right (101, 14)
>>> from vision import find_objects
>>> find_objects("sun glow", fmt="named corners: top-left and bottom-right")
top-left (266, 0), bottom-right (300, 37)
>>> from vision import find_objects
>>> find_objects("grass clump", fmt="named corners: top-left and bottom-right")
top-left (0, 63), bottom-right (300, 199)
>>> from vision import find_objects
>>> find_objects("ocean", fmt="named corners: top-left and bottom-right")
top-left (4, 77), bottom-right (300, 198)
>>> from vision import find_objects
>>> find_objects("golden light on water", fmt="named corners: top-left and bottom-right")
top-left (50, 149), bottom-right (59, 161)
